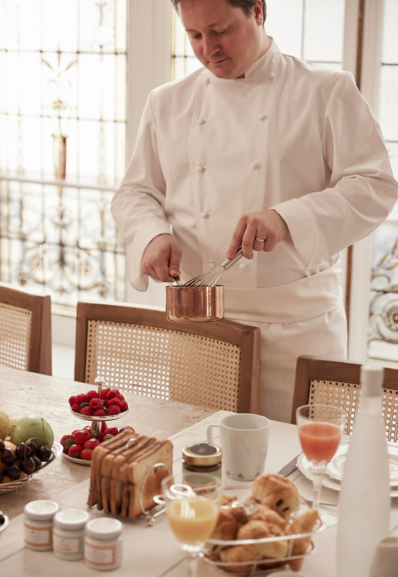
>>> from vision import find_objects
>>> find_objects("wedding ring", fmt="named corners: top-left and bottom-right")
top-left (255, 237), bottom-right (266, 243)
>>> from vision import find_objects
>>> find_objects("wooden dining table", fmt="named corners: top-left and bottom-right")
top-left (1, 365), bottom-right (398, 576)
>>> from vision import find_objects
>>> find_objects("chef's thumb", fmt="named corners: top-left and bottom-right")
top-left (169, 248), bottom-right (182, 278)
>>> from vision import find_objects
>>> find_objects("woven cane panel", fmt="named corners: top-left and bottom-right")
top-left (85, 320), bottom-right (242, 411)
top-left (309, 379), bottom-right (398, 443)
top-left (0, 303), bottom-right (32, 371)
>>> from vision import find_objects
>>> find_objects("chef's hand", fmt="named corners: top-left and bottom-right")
top-left (141, 234), bottom-right (182, 282)
top-left (227, 210), bottom-right (289, 260)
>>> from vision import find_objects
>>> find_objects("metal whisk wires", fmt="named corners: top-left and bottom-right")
top-left (183, 248), bottom-right (243, 287)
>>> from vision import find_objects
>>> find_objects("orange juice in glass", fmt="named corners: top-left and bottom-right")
top-left (296, 404), bottom-right (346, 515)
top-left (162, 475), bottom-right (220, 576)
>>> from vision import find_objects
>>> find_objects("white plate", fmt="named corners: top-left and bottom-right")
top-left (62, 453), bottom-right (92, 466)
top-left (297, 447), bottom-right (398, 498)
top-left (326, 440), bottom-right (398, 486)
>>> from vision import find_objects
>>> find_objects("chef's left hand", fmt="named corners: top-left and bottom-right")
top-left (227, 210), bottom-right (289, 260)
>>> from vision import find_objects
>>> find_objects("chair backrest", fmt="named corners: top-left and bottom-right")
top-left (74, 302), bottom-right (261, 413)
top-left (0, 285), bottom-right (52, 375)
top-left (291, 355), bottom-right (398, 441)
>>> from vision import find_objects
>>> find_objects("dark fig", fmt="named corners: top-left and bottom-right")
top-left (16, 443), bottom-right (32, 460)
top-left (0, 439), bottom-right (5, 452)
top-left (21, 458), bottom-right (36, 474)
top-left (1, 448), bottom-right (16, 465)
top-left (32, 456), bottom-right (42, 471)
top-left (6, 464), bottom-right (21, 480)
top-left (36, 446), bottom-right (52, 462)
top-left (27, 441), bottom-right (38, 454)
top-left (0, 470), bottom-right (4, 483)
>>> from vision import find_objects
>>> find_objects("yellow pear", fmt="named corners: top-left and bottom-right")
top-left (0, 410), bottom-right (10, 440)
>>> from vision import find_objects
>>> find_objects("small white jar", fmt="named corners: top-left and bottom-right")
top-left (53, 509), bottom-right (90, 561)
top-left (24, 500), bottom-right (60, 551)
top-left (84, 517), bottom-right (123, 571)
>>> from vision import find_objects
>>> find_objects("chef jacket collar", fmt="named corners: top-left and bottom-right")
top-left (202, 37), bottom-right (281, 81)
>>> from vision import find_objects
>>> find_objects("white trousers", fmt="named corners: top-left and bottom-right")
top-left (227, 302), bottom-right (348, 423)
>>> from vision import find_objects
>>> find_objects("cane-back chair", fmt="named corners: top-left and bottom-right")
top-left (74, 302), bottom-right (261, 413)
top-left (0, 284), bottom-right (52, 375)
top-left (291, 355), bottom-right (398, 442)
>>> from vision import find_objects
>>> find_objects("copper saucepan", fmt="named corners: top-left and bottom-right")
top-left (166, 285), bottom-right (224, 323)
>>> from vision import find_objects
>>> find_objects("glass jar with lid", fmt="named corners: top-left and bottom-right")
top-left (182, 442), bottom-right (222, 488)
top-left (53, 509), bottom-right (90, 561)
top-left (24, 500), bottom-right (60, 551)
top-left (84, 517), bottom-right (123, 571)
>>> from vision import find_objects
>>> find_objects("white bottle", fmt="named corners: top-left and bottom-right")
top-left (336, 364), bottom-right (390, 577)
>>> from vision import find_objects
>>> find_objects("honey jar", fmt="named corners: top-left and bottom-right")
top-left (182, 442), bottom-right (222, 488)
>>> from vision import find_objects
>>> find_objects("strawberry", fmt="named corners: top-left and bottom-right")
top-left (107, 405), bottom-right (121, 416)
top-left (60, 435), bottom-right (75, 454)
top-left (71, 403), bottom-right (81, 413)
top-left (121, 401), bottom-right (128, 412)
top-left (84, 439), bottom-right (99, 450)
top-left (81, 448), bottom-right (93, 461)
top-left (118, 394), bottom-right (125, 402)
top-left (76, 394), bottom-right (89, 405)
top-left (107, 390), bottom-right (118, 400)
top-left (69, 444), bottom-right (83, 459)
top-left (68, 395), bottom-right (77, 407)
top-left (87, 390), bottom-right (99, 401)
top-left (100, 387), bottom-right (111, 400)
top-left (92, 409), bottom-right (106, 417)
top-left (106, 427), bottom-right (119, 437)
top-left (115, 390), bottom-right (123, 399)
top-left (89, 398), bottom-right (103, 410)
top-left (106, 398), bottom-right (123, 409)
top-left (119, 426), bottom-right (135, 434)
top-left (73, 430), bottom-right (91, 445)
top-left (80, 406), bottom-right (93, 416)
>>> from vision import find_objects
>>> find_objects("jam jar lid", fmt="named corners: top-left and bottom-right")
top-left (182, 443), bottom-right (222, 466)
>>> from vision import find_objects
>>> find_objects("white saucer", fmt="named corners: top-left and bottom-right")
top-left (62, 453), bottom-right (92, 466)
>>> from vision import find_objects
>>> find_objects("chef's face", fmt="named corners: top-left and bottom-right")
top-left (178, 0), bottom-right (267, 79)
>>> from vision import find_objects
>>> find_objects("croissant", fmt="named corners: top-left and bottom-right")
top-left (285, 509), bottom-right (319, 571)
top-left (219, 544), bottom-right (263, 574)
top-left (237, 520), bottom-right (289, 559)
top-left (251, 473), bottom-right (300, 520)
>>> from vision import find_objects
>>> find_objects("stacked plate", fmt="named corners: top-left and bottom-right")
top-left (297, 440), bottom-right (398, 497)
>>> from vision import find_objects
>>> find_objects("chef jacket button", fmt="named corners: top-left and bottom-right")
top-left (258, 114), bottom-right (268, 121)
top-left (250, 162), bottom-right (261, 170)
top-left (239, 263), bottom-right (247, 270)
top-left (198, 118), bottom-right (206, 125)
top-left (269, 72), bottom-right (276, 80)
top-left (205, 78), bottom-right (210, 85)
top-left (208, 262), bottom-right (215, 269)
top-left (201, 211), bottom-right (210, 219)
top-left (197, 165), bottom-right (206, 173)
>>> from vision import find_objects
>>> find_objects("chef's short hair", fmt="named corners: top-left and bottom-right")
top-left (171, 1), bottom-right (267, 23)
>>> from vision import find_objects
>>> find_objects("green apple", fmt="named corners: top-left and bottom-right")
top-left (0, 410), bottom-right (10, 440)
top-left (10, 415), bottom-right (54, 447)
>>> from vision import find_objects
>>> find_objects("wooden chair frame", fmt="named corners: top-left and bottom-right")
top-left (0, 285), bottom-right (52, 375)
top-left (291, 355), bottom-right (398, 424)
top-left (75, 302), bottom-right (261, 413)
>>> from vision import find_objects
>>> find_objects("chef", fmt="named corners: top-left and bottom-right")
top-left (112, 0), bottom-right (398, 422)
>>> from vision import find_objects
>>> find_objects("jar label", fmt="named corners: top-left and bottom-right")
top-left (85, 541), bottom-right (117, 567)
top-left (24, 524), bottom-right (51, 546)
top-left (54, 535), bottom-right (80, 553)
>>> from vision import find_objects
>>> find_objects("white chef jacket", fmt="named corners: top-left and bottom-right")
top-left (112, 39), bottom-right (397, 422)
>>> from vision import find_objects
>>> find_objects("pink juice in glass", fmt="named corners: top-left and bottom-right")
top-left (299, 422), bottom-right (342, 463)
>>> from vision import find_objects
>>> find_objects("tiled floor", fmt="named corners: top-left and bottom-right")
top-left (52, 344), bottom-right (75, 380)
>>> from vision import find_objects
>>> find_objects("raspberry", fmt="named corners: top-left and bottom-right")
top-left (107, 405), bottom-right (121, 416)
top-left (107, 390), bottom-right (118, 400)
top-left (68, 396), bottom-right (77, 407)
top-left (73, 430), bottom-right (91, 445)
top-left (87, 390), bottom-right (99, 401)
top-left (68, 444), bottom-right (83, 459)
top-left (76, 394), bottom-right (89, 405)
top-left (60, 435), bottom-right (75, 454)
top-left (121, 401), bottom-right (128, 412)
top-left (80, 406), bottom-right (93, 416)
top-left (100, 387), bottom-right (111, 400)
top-left (89, 398), bottom-right (103, 410)
top-left (81, 448), bottom-right (93, 461)
top-left (106, 427), bottom-right (119, 437)
top-left (106, 398), bottom-right (123, 409)
top-left (71, 403), bottom-right (81, 413)
top-left (92, 409), bottom-right (106, 417)
top-left (84, 439), bottom-right (99, 450)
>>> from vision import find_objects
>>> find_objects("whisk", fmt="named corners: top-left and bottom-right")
top-left (183, 247), bottom-right (243, 287)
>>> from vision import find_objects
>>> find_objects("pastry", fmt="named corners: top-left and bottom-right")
top-left (285, 508), bottom-right (319, 571)
top-left (237, 520), bottom-right (289, 559)
top-left (251, 473), bottom-right (300, 520)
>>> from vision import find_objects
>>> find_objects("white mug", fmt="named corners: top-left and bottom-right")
top-left (369, 535), bottom-right (398, 577)
top-left (207, 413), bottom-right (270, 481)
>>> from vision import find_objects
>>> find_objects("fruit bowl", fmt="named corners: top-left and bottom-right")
top-left (0, 441), bottom-right (62, 494)
top-left (70, 408), bottom-right (129, 422)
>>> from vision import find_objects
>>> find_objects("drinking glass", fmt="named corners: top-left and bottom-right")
top-left (296, 404), bottom-right (346, 513)
top-left (161, 474), bottom-right (220, 577)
